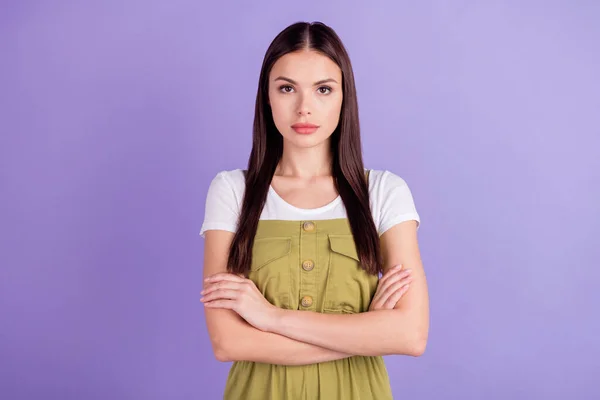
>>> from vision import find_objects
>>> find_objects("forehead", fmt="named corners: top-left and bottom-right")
top-left (270, 50), bottom-right (342, 83)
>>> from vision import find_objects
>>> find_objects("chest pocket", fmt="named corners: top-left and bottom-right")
top-left (248, 236), bottom-right (292, 309)
top-left (323, 234), bottom-right (378, 314)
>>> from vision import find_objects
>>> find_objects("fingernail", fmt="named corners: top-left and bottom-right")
top-left (406, 269), bottom-right (412, 274)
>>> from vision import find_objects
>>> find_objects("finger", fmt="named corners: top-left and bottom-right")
top-left (203, 299), bottom-right (236, 309)
top-left (378, 268), bottom-right (412, 291)
top-left (204, 273), bottom-right (246, 283)
top-left (382, 284), bottom-right (410, 308)
top-left (201, 288), bottom-right (240, 303)
top-left (381, 264), bottom-right (403, 277)
top-left (373, 275), bottom-right (413, 310)
top-left (204, 273), bottom-right (246, 282)
top-left (370, 267), bottom-right (409, 309)
top-left (379, 274), bottom-right (413, 300)
top-left (202, 281), bottom-right (244, 295)
top-left (378, 265), bottom-right (407, 285)
top-left (369, 295), bottom-right (382, 310)
top-left (370, 298), bottom-right (389, 311)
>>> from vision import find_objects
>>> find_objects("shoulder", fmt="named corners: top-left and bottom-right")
top-left (210, 168), bottom-right (246, 189)
top-left (200, 169), bottom-right (246, 238)
top-left (204, 168), bottom-right (247, 212)
top-left (366, 168), bottom-right (411, 192)
top-left (205, 169), bottom-right (247, 202)
top-left (366, 168), bottom-right (420, 235)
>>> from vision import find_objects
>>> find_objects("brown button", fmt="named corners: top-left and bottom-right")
top-left (302, 221), bottom-right (315, 232)
top-left (301, 296), bottom-right (313, 308)
top-left (302, 260), bottom-right (315, 271)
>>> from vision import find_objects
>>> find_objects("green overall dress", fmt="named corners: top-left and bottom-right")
top-left (223, 170), bottom-right (394, 399)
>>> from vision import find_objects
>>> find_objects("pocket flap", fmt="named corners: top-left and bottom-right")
top-left (251, 237), bottom-right (292, 271)
top-left (328, 234), bottom-right (360, 262)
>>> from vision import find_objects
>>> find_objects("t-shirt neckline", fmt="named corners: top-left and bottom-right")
top-left (268, 185), bottom-right (342, 214)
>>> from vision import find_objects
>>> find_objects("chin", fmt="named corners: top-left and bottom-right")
top-left (284, 134), bottom-right (328, 149)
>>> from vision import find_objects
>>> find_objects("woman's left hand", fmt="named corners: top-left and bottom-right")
top-left (200, 273), bottom-right (280, 332)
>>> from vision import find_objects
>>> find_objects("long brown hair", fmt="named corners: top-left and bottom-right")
top-left (227, 21), bottom-right (383, 276)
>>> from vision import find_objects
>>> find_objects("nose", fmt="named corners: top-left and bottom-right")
top-left (296, 93), bottom-right (312, 116)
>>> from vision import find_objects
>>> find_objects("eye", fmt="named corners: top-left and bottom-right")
top-left (279, 85), bottom-right (294, 93)
top-left (318, 86), bottom-right (332, 95)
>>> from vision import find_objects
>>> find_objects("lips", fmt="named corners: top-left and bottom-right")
top-left (292, 123), bottom-right (319, 129)
top-left (292, 123), bottom-right (319, 134)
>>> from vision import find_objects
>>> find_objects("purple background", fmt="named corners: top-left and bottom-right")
top-left (2, 1), bottom-right (599, 399)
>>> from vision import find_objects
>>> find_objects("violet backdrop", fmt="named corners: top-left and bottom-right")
top-left (1, 1), bottom-right (599, 399)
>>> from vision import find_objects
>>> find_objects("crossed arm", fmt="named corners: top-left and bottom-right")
top-left (202, 220), bottom-right (429, 365)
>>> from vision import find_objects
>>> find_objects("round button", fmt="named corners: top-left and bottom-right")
top-left (302, 221), bottom-right (315, 232)
top-left (301, 296), bottom-right (313, 308)
top-left (302, 260), bottom-right (315, 271)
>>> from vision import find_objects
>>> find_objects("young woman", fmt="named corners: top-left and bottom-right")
top-left (199, 21), bottom-right (429, 399)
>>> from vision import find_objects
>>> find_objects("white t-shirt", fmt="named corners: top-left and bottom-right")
top-left (199, 168), bottom-right (420, 238)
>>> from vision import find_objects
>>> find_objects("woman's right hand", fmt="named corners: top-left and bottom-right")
top-left (368, 264), bottom-right (413, 311)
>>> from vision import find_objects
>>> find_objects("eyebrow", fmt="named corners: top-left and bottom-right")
top-left (274, 76), bottom-right (338, 85)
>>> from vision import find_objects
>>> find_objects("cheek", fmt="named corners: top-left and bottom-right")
top-left (269, 96), bottom-right (291, 118)
top-left (323, 99), bottom-right (343, 124)
top-left (268, 100), bottom-right (294, 134)
top-left (270, 104), bottom-right (288, 127)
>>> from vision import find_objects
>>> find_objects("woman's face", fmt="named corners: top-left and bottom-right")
top-left (268, 50), bottom-right (343, 149)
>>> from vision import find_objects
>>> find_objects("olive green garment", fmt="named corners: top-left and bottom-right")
top-left (223, 171), bottom-right (394, 400)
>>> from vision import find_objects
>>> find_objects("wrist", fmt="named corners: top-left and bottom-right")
top-left (265, 305), bottom-right (284, 333)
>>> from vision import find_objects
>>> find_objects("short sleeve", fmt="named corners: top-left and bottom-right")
top-left (378, 171), bottom-right (421, 235)
top-left (199, 172), bottom-right (240, 238)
